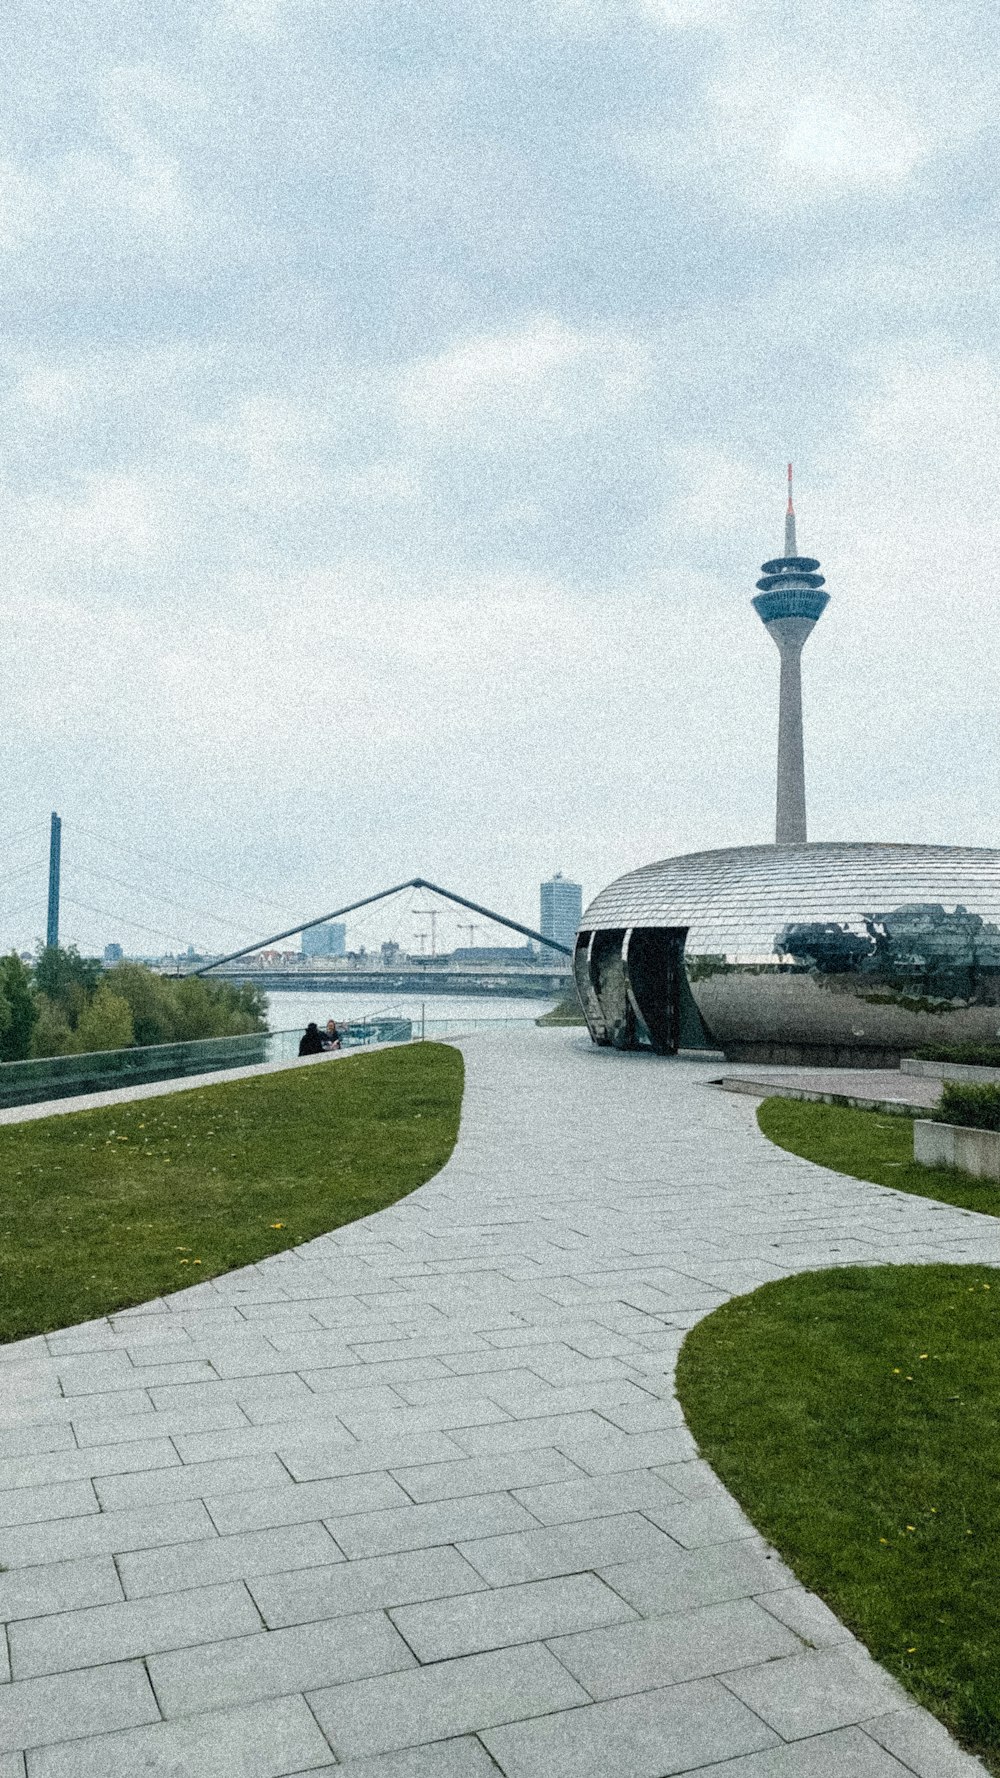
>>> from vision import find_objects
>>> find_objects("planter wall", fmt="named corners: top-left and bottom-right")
top-left (902, 1058), bottom-right (1000, 1085)
top-left (914, 1118), bottom-right (1000, 1182)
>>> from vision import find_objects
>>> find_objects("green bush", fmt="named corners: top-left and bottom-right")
top-left (0, 954), bottom-right (37, 1060)
top-left (13, 947), bottom-right (269, 1060)
top-left (29, 995), bottom-right (75, 1058)
top-left (933, 1083), bottom-right (1000, 1132)
top-left (71, 985), bottom-right (135, 1054)
top-left (912, 1042), bottom-right (1000, 1068)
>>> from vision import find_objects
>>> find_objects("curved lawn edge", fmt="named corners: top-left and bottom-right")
top-left (0, 1042), bottom-right (464, 1344)
top-left (676, 1264), bottom-right (1000, 1772)
top-left (757, 1095), bottom-right (1000, 1219)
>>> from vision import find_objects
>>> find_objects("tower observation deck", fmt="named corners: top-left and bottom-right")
top-left (752, 465), bottom-right (829, 845)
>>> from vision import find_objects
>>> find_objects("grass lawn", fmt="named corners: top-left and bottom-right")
top-left (677, 1265), bottom-right (1000, 1771)
top-left (0, 1043), bottom-right (463, 1344)
top-left (535, 995), bottom-right (586, 1026)
top-left (758, 1095), bottom-right (1000, 1218)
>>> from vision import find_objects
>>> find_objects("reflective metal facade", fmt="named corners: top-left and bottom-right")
top-left (577, 843), bottom-right (1000, 1065)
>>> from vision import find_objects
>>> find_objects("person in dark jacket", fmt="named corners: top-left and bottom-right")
top-left (298, 1022), bottom-right (324, 1056)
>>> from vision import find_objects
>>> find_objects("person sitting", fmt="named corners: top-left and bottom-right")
top-left (298, 1021), bottom-right (324, 1056)
top-left (323, 1018), bottom-right (342, 1051)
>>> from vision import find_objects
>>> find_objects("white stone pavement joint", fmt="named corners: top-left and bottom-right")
top-left (0, 1030), bottom-right (994, 1776)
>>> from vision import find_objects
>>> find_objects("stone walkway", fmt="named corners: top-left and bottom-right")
top-left (1, 1030), bottom-right (996, 1777)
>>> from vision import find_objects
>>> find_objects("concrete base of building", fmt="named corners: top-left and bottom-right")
top-left (723, 1040), bottom-right (902, 1070)
top-left (915, 1118), bottom-right (1000, 1180)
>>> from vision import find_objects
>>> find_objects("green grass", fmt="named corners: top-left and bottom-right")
top-left (677, 1265), bottom-right (1000, 1771)
top-left (758, 1096), bottom-right (1000, 1217)
top-left (536, 995), bottom-right (586, 1026)
top-left (0, 1043), bottom-right (463, 1344)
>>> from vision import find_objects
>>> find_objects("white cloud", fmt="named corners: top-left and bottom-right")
top-left (397, 318), bottom-right (648, 436)
top-left (547, 0), bottom-right (732, 31)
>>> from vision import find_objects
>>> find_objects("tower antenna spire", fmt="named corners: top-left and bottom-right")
top-left (784, 461), bottom-right (796, 557)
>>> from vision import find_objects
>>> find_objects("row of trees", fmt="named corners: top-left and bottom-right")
top-left (0, 947), bottom-right (267, 1062)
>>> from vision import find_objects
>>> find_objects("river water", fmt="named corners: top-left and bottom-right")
top-left (265, 987), bottom-right (557, 1037)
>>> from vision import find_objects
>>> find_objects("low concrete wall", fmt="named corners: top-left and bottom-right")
top-left (902, 1058), bottom-right (1000, 1085)
top-left (914, 1118), bottom-right (1000, 1181)
top-left (718, 1078), bottom-right (927, 1116)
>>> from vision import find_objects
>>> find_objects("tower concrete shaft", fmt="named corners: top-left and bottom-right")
top-left (751, 467), bottom-right (829, 846)
top-left (772, 619), bottom-right (810, 844)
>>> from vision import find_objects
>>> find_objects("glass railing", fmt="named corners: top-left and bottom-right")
top-left (0, 1012), bottom-right (413, 1111)
top-left (419, 1016), bottom-right (540, 1038)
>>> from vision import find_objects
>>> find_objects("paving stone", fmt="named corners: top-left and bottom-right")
top-left (93, 1453), bottom-right (295, 1512)
top-left (9, 1579), bottom-right (262, 1678)
top-left (458, 1511), bottom-right (679, 1585)
top-left (556, 1427), bottom-right (699, 1473)
top-left (600, 1540), bottom-right (794, 1616)
top-left (0, 1500), bottom-right (218, 1569)
top-left (669, 1726), bottom-right (925, 1774)
top-left (57, 1357), bottom-right (217, 1396)
top-left (205, 1471), bottom-right (412, 1534)
top-left (326, 1737), bottom-right (501, 1777)
top-left (301, 1358), bottom-right (453, 1391)
top-left (391, 1449), bottom-right (582, 1503)
top-left (598, 1395), bottom-right (691, 1432)
top-left (0, 1426), bottom-right (75, 1462)
top-left (0, 1440), bottom-right (179, 1494)
top-left (70, 1399), bottom-right (248, 1446)
top-left (642, 1494), bottom-right (760, 1548)
top-left (0, 1557), bottom-right (123, 1623)
top-left (170, 1422), bottom-right (356, 1464)
top-left (447, 1411), bottom-right (621, 1456)
top-left (759, 1588), bottom-right (856, 1649)
top-left (149, 1611), bottom-right (416, 1716)
top-left (549, 1596), bottom-right (803, 1698)
top-left (329, 1405), bottom-right (512, 1444)
top-left (117, 1520), bottom-right (342, 1596)
top-left (0, 1661), bottom-right (158, 1755)
top-left (26, 1694), bottom-right (334, 1777)
top-left (390, 1571), bottom-right (636, 1660)
top-left (250, 1546), bottom-right (488, 1628)
top-left (479, 1676), bottom-right (779, 1777)
top-left (326, 1493), bottom-right (538, 1559)
top-left (861, 1708), bottom-right (990, 1775)
top-left (511, 1468), bottom-right (686, 1524)
top-left (0, 1481), bottom-right (98, 1531)
top-left (655, 1457), bottom-right (737, 1500)
top-left (723, 1648), bottom-right (911, 1740)
top-left (309, 1642), bottom-right (589, 1760)
top-left (280, 1432), bottom-right (468, 1484)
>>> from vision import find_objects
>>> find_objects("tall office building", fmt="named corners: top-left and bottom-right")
top-left (301, 921), bottom-right (347, 959)
top-left (540, 873), bottom-right (582, 954)
top-left (752, 466), bottom-right (829, 844)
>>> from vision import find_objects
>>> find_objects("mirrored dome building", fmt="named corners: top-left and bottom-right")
top-left (576, 843), bottom-right (1000, 1066)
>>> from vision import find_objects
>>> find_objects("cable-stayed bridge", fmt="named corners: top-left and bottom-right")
top-left (0, 820), bottom-right (573, 996)
top-left (188, 877), bottom-right (571, 996)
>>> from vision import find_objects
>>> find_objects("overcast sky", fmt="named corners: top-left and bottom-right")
top-left (1, 0), bottom-right (997, 957)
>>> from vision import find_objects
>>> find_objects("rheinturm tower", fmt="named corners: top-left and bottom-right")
top-left (752, 465), bottom-right (829, 844)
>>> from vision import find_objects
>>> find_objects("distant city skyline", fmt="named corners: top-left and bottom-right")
top-left (1, 0), bottom-right (997, 959)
